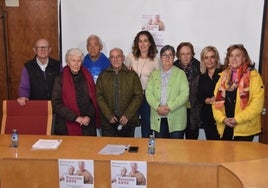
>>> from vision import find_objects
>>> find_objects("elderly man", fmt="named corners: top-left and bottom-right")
top-left (75, 161), bottom-right (94, 184)
top-left (17, 38), bottom-right (62, 105)
top-left (96, 48), bottom-right (143, 137)
top-left (128, 162), bottom-right (146, 185)
top-left (83, 34), bottom-right (110, 83)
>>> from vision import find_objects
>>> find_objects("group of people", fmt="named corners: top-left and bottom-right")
top-left (17, 30), bottom-right (264, 142)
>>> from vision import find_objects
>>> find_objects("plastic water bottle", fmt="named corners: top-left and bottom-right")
top-left (11, 129), bottom-right (19, 147)
top-left (148, 134), bottom-right (155, 154)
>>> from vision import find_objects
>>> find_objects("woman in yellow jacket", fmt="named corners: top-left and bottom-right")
top-left (212, 44), bottom-right (264, 141)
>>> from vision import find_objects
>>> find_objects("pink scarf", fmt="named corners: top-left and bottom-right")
top-left (215, 64), bottom-right (250, 110)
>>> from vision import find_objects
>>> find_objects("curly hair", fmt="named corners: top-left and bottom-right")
top-left (132, 30), bottom-right (158, 60)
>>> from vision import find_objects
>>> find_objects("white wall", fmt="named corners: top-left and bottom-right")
top-left (60, 0), bottom-right (264, 68)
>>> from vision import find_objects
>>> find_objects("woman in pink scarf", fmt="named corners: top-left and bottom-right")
top-left (213, 44), bottom-right (264, 141)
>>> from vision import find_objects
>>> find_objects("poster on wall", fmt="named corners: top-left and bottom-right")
top-left (58, 159), bottom-right (94, 188)
top-left (111, 160), bottom-right (147, 188)
top-left (142, 13), bottom-right (165, 49)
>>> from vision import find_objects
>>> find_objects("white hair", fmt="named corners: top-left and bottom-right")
top-left (65, 48), bottom-right (84, 63)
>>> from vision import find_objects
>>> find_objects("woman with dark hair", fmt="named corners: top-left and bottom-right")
top-left (146, 45), bottom-right (189, 138)
top-left (125, 30), bottom-right (160, 137)
top-left (213, 44), bottom-right (264, 141)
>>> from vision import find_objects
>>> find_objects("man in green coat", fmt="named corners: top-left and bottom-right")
top-left (96, 48), bottom-right (143, 137)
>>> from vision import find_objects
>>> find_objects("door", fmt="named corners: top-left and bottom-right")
top-left (260, 2), bottom-right (268, 144)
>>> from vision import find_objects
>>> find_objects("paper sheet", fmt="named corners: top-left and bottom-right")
top-left (32, 139), bottom-right (62, 150)
top-left (98, 144), bottom-right (129, 155)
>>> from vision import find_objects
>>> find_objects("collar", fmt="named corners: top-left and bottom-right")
top-left (36, 57), bottom-right (49, 71)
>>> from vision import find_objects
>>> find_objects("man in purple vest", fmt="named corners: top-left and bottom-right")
top-left (17, 38), bottom-right (62, 105)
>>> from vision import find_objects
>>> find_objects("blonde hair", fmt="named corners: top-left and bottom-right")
top-left (200, 46), bottom-right (221, 74)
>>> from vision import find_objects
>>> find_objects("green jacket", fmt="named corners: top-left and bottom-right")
top-left (96, 64), bottom-right (143, 127)
top-left (146, 66), bottom-right (189, 132)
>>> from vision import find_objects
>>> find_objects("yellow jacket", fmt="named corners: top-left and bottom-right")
top-left (212, 69), bottom-right (264, 138)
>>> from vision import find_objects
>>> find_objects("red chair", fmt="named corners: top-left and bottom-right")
top-left (1, 100), bottom-right (52, 135)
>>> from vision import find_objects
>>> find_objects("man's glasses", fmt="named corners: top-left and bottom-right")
top-left (35, 46), bottom-right (50, 51)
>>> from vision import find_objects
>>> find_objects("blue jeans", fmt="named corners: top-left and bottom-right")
top-left (140, 95), bottom-right (152, 138)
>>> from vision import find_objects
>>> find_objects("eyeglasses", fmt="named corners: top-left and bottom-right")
top-left (110, 55), bottom-right (123, 60)
top-left (35, 46), bottom-right (50, 51)
top-left (161, 54), bottom-right (174, 59)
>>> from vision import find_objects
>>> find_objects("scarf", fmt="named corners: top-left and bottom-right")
top-left (215, 64), bottom-right (250, 110)
top-left (62, 66), bottom-right (100, 135)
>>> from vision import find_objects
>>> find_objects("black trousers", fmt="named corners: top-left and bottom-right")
top-left (185, 109), bottom-right (199, 139)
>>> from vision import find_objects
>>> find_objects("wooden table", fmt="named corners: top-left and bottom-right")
top-left (219, 158), bottom-right (268, 188)
top-left (0, 134), bottom-right (268, 187)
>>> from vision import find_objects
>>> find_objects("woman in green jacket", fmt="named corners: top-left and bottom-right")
top-left (146, 45), bottom-right (189, 138)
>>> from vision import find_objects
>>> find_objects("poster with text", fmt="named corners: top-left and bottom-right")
top-left (111, 160), bottom-right (147, 188)
top-left (142, 13), bottom-right (165, 49)
top-left (58, 159), bottom-right (94, 188)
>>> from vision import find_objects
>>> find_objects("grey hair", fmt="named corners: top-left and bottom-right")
top-left (65, 48), bottom-right (84, 63)
top-left (86, 34), bottom-right (103, 46)
top-left (160, 45), bottom-right (175, 56)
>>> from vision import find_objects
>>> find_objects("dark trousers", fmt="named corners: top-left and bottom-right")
top-left (221, 127), bottom-right (255, 141)
top-left (185, 109), bottom-right (199, 139)
top-left (202, 121), bottom-right (220, 140)
top-left (140, 95), bottom-right (152, 138)
top-left (102, 124), bottom-right (135, 137)
top-left (154, 118), bottom-right (184, 139)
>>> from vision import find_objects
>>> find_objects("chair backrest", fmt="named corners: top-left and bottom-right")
top-left (1, 100), bottom-right (52, 135)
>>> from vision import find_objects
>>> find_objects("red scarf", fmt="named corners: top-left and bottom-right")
top-left (215, 64), bottom-right (250, 110)
top-left (62, 66), bottom-right (100, 135)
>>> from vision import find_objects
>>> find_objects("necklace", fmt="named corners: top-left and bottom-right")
top-left (136, 58), bottom-right (147, 78)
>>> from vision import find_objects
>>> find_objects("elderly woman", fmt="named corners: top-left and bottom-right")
top-left (52, 48), bottom-right (99, 136)
top-left (213, 44), bottom-right (264, 141)
top-left (173, 42), bottom-right (201, 139)
top-left (146, 45), bottom-right (189, 138)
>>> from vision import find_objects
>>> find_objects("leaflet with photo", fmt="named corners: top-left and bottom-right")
top-left (58, 159), bottom-right (94, 188)
top-left (111, 160), bottom-right (147, 188)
